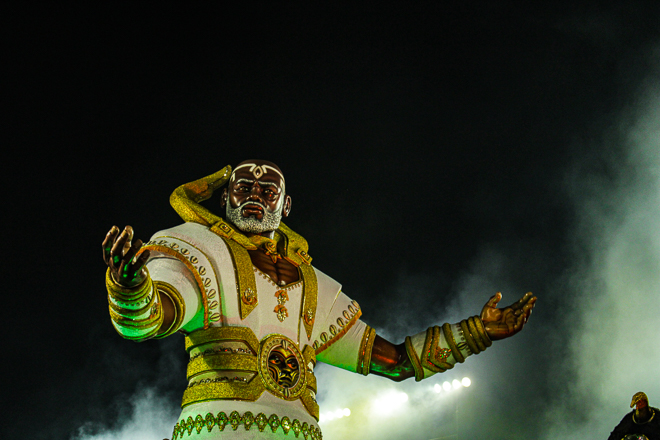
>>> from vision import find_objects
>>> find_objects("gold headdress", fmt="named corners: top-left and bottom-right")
top-left (631, 391), bottom-right (649, 408)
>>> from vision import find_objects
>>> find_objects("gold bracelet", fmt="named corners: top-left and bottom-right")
top-left (459, 320), bottom-right (480, 355)
top-left (106, 268), bottom-right (152, 304)
top-left (108, 290), bottom-right (156, 318)
top-left (404, 336), bottom-right (425, 382)
top-left (467, 317), bottom-right (487, 351)
top-left (154, 281), bottom-right (186, 339)
top-left (471, 316), bottom-right (492, 347)
top-left (442, 323), bottom-right (464, 363)
top-left (356, 326), bottom-right (376, 376)
top-left (109, 301), bottom-right (163, 329)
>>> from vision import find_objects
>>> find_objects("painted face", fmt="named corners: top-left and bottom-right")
top-left (267, 345), bottom-right (300, 388)
top-left (224, 162), bottom-right (289, 234)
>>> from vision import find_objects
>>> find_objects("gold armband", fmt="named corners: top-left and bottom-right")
top-left (154, 281), bottom-right (186, 339)
top-left (404, 318), bottom-right (490, 382)
top-left (356, 326), bottom-right (376, 376)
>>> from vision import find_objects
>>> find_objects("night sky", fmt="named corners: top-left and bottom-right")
top-left (6, 3), bottom-right (660, 440)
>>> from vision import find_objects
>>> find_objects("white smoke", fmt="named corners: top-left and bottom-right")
top-left (542, 65), bottom-right (660, 438)
top-left (70, 387), bottom-right (179, 440)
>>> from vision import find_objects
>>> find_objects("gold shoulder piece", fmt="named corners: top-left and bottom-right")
top-left (170, 166), bottom-right (232, 225)
top-left (277, 222), bottom-right (311, 266)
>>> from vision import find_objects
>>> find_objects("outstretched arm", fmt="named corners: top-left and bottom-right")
top-left (103, 225), bottom-right (176, 338)
top-left (369, 292), bottom-right (536, 382)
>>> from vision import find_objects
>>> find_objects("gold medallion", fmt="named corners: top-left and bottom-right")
top-left (258, 335), bottom-right (306, 400)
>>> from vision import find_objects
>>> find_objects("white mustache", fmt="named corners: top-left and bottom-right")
top-left (240, 200), bottom-right (266, 210)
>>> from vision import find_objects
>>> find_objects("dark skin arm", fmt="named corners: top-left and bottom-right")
top-left (369, 292), bottom-right (537, 382)
top-left (102, 225), bottom-right (175, 333)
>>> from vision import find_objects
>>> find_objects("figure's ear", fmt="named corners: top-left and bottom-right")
top-left (220, 188), bottom-right (228, 208)
top-left (282, 195), bottom-right (292, 218)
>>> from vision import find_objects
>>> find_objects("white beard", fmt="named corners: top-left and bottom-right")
top-left (226, 199), bottom-right (283, 234)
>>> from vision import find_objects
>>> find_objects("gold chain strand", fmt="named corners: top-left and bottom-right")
top-left (442, 323), bottom-right (465, 363)
top-left (470, 316), bottom-right (492, 347)
top-left (459, 320), bottom-right (480, 355)
top-left (404, 336), bottom-right (425, 382)
top-left (466, 317), bottom-right (486, 352)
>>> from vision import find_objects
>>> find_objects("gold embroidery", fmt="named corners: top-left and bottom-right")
top-left (139, 241), bottom-right (212, 329)
top-left (274, 304), bottom-right (289, 322)
top-left (422, 326), bottom-right (453, 374)
top-left (217, 236), bottom-right (258, 319)
top-left (299, 264), bottom-right (318, 340)
top-left (313, 300), bottom-right (362, 355)
top-left (274, 290), bottom-right (289, 321)
top-left (171, 410), bottom-right (322, 440)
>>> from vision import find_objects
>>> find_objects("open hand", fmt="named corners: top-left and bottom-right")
top-left (480, 292), bottom-right (536, 341)
top-left (102, 225), bottom-right (150, 288)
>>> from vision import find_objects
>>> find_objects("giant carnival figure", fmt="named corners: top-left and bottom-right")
top-left (102, 160), bottom-right (537, 440)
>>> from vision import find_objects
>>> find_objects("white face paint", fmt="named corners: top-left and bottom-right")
top-left (225, 194), bottom-right (285, 234)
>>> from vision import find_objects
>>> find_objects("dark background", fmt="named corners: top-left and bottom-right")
top-left (5, 3), bottom-right (660, 439)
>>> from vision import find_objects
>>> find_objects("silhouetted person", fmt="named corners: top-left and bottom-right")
top-left (608, 392), bottom-right (660, 440)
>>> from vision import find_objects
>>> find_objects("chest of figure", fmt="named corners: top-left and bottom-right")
top-left (244, 266), bottom-right (304, 341)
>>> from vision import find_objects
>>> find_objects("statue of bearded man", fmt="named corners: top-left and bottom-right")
top-left (102, 159), bottom-right (537, 440)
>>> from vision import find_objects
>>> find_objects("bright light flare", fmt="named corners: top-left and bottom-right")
top-left (435, 377), bottom-right (471, 394)
top-left (319, 408), bottom-right (351, 424)
top-left (372, 390), bottom-right (409, 415)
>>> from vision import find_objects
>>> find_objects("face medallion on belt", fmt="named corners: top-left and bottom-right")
top-left (258, 335), bottom-right (306, 400)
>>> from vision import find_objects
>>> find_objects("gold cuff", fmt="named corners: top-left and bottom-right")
top-left (106, 268), bottom-right (153, 305)
top-left (356, 326), bottom-right (376, 376)
top-left (154, 281), bottom-right (186, 339)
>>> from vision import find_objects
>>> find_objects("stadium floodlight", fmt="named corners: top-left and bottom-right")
top-left (452, 379), bottom-right (461, 389)
top-left (434, 383), bottom-right (442, 393)
top-left (461, 377), bottom-right (471, 387)
top-left (442, 381), bottom-right (452, 391)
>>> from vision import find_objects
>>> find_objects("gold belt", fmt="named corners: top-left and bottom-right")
top-left (182, 326), bottom-right (319, 420)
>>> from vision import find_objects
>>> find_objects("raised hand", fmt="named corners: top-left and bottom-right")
top-left (480, 292), bottom-right (536, 341)
top-left (102, 225), bottom-right (150, 288)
